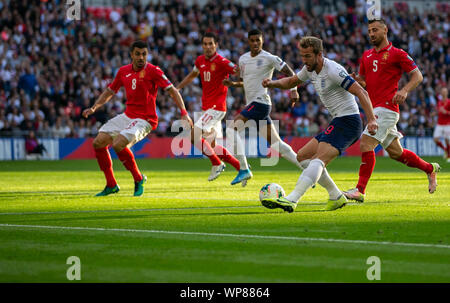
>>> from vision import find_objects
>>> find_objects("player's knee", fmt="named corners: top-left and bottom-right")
top-left (388, 153), bottom-right (399, 160)
top-left (92, 139), bottom-right (101, 149)
top-left (297, 153), bottom-right (307, 163)
top-left (192, 126), bottom-right (202, 137)
top-left (112, 142), bottom-right (125, 153)
top-left (359, 141), bottom-right (373, 153)
top-left (92, 137), bottom-right (106, 149)
top-left (359, 135), bottom-right (379, 153)
top-left (388, 149), bottom-right (402, 160)
top-left (112, 135), bottom-right (130, 153)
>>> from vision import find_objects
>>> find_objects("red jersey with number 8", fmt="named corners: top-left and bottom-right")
top-left (359, 42), bottom-right (418, 113)
top-left (194, 53), bottom-right (238, 112)
top-left (108, 63), bottom-right (173, 129)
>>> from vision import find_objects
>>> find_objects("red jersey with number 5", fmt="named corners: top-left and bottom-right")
top-left (194, 53), bottom-right (238, 112)
top-left (359, 42), bottom-right (418, 113)
top-left (108, 63), bottom-right (173, 129)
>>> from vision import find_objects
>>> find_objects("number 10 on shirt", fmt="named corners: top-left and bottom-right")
top-left (203, 71), bottom-right (211, 82)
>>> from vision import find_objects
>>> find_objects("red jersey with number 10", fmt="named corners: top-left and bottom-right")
top-left (359, 42), bottom-right (418, 113)
top-left (108, 63), bottom-right (173, 129)
top-left (194, 53), bottom-right (238, 112)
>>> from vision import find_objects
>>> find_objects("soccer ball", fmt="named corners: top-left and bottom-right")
top-left (259, 183), bottom-right (285, 201)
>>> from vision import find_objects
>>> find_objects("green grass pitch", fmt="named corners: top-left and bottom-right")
top-left (0, 156), bottom-right (449, 282)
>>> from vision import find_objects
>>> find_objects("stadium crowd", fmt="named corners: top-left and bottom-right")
top-left (0, 0), bottom-right (448, 139)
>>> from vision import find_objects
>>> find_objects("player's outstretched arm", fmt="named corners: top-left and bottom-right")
top-left (350, 72), bottom-right (366, 88)
top-left (262, 75), bottom-right (302, 90)
top-left (176, 69), bottom-right (200, 90)
top-left (222, 78), bottom-right (243, 88)
top-left (347, 82), bottom-right (378, 135)
top-left (82, 88), bottom-right (115, 118)
top-left (393, 69), bottom-right (423, 105)
top-left (232, 66), bottom-right (240, 77)
top-left (280, 64), bottom-right (296, 78)
top-left (279, 64), bottom-right (300, 106)
top-left (167, 86), bottom-right (193, 127)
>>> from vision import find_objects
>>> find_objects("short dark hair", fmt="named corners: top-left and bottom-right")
top-left (248, 29), bottom-right (263, 38)
top-left (368, 18), bottom-right (387, 26)
top-left (130, 40), bottom-right (148, 52)
top-left (202, 32), bottom-right (218, 43)
top-left (299, 36), bottom-right (323, 54)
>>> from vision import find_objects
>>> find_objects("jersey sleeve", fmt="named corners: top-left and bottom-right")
top-left (152, 66), bottom-right (173, 91)
top-left (398, 49), bottom-right (418, 73)
top-left (270, 54), bottom-right (286, 71)
top-left (330, 65), bottom-right (355, 91)
top-left (359, 56), bottom-right (366, 78)
top-left (239, 56), bottom-right (244, 78)
top-left (296, 66), bottom-right (309, 82)
top-left (221, 57), bottom-right (238, 75)
top-left (108, 68), bottom-right (122, 93)
top-left (193, 57), bottom-right (200, 73)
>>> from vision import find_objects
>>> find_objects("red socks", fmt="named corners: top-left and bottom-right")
top-left (196, 138), bottom-right (222, 166)
top-left (435, 140), bottom-right (446, 152)
top-left (117, 147), bottom-right (143, 182)
top-left (356, 149), bottom-right (433, 194)
top-left (94, 147), bottom-right (117, 188)
top-left (396, 149), bottom-right (433, 174)
top-left (357, 151), bottom-right (376, 194)
top-left (95, 146), bottom-right (142, 185)
top-left (214, 144), bottom-right (240, 171)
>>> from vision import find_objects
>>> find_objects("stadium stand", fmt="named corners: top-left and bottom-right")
top-left (0, 0), bottom-right (448, 141)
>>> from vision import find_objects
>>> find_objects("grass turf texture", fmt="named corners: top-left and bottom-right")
top-left (0, 157), bottom-right (449, 282)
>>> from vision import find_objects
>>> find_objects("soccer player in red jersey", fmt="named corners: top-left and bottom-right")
top-left (433, 87), bottom-right (450, 162)
top-left (177, 32), bottom-right (241, 181)
top-left (344, 19), bottom-right (440, 202)
top-left (82, 40), bottom-right (193, 196)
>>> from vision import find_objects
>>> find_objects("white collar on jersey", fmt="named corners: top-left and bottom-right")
top-left (208, 53), bottom-right (218, 62)
top-left (133, 62), bottom-right (148, 73)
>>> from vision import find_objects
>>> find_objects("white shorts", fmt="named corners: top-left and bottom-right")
top-left (433, 124), bottom-right (450, 140)
top-left (99, 113), bottom-right (152, 144)
top-left (193, 109), bottom-right (226, 139)
top-left (363, 107), bottom-right (403, 149)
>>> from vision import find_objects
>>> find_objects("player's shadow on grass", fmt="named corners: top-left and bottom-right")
top-left (262, 209), bottom-right (328, 213)
top-left (8, 208), bottom-right (330, 223)
top-left (12, 212), bottom-right (268, 222)
top-left (0, 191), bottom-right (97, 197)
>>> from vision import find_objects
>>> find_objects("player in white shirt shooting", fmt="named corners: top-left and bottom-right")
top-left (261, 36), bottom-right (378, 212)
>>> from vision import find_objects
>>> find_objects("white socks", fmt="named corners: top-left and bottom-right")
top-left (299, 159), bottom-right (342, 200)
top-left (233, 129), bottom-right (249, 170)
top-left (271, 140), bottom-right (302, 169)
top-left (286, 159), bottom-right (330, 202)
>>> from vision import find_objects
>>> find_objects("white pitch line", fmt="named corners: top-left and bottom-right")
top-left (0, 223), bottom-right (449, 249)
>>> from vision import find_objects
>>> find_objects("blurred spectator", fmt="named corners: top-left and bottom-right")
top-left (25, 130), bottom-right (46, 157)
top-left (18, 66), bottom-right (38, 100)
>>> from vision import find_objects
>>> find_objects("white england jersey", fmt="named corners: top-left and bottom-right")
top-left (239, 50), bottom-right (286, 106)
top-left (296, 58), bottom-right (359, 118)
